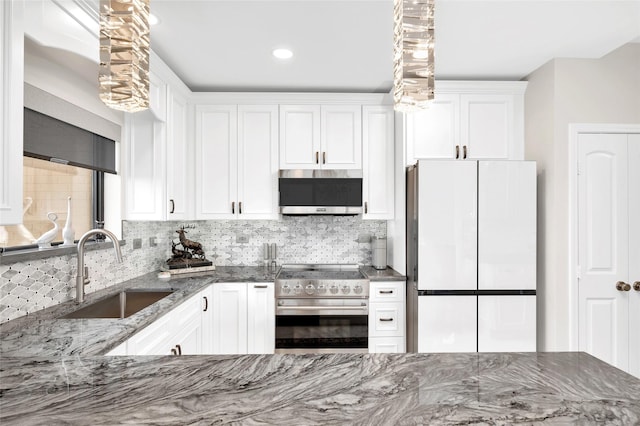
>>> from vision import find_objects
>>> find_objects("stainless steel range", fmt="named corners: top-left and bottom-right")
top-left (275, 264), bottom-right (370, 354)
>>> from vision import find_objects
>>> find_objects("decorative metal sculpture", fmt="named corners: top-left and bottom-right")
top-left (166, 225), bottom-right (212, 269)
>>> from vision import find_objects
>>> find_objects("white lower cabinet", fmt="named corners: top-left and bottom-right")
top-left (211, 282), bottom-right (276, 354)
top-left (368, 281), bottom-right (406, 353)
top-left (107, 282), bottom-right (275, 356)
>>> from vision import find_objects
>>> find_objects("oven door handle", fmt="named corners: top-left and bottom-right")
top-left (277, 305), bottom-right (368, 315)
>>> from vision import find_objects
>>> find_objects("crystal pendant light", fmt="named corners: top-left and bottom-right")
top-left (99, 0), bottom-right (150, 113)
top-left (393, 0), bottom-right (435, 112)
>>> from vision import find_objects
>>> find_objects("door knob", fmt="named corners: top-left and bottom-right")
top-left (634, 281), bottom-right (640, 291)
top-left (616, 281), bottom-right (631, 291)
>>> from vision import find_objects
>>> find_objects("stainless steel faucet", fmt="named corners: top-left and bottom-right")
top-left (76, 228), bottom-right (123, 304)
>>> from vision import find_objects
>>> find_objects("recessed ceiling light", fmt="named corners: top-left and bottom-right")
top-left (149, 13), bottom-right (159, 26)
top-left (272, 48), bottom-right (293, 60)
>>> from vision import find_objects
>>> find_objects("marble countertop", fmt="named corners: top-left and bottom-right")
top-left (361, 265), bottom-right (406, 281)
top-left (2, 352), bottom-right (639, 425)
top-left (0, 266), bottom-right (278, 357)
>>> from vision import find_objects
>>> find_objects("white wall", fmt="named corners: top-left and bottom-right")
top-left (524, 42), bottom-right (640, 351)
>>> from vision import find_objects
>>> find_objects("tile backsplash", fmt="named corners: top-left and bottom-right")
top-left (1, 217), bottom-right (385, 323)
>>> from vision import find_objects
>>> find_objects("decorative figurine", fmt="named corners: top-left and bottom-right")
top-left (165, 225), bottom-right (212, 269)
top-left (62, 196), bottom-right (75, 246)
top-left (35, 212), bottom-right (59, 249)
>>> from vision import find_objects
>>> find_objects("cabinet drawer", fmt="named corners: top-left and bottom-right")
top-left (369, 337), bottom-right (405, 353)
top-left (369, 281), bottom-right (405, 302)
top-left (369, 302), bottom-right (405, 337)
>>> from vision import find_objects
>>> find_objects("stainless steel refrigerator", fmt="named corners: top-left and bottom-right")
top-left (406, 160), bottom-right (537, 353)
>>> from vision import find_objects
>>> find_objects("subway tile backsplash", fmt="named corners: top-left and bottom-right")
top-left (0, 217), bottom-right (385, 323)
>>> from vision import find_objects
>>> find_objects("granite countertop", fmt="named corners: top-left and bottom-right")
top-left (2, 352), bottom-right (639, 425)
top-left (360, 265), bottom-right (406, 281)
top-left (0, 266), bottom-right (278, 357)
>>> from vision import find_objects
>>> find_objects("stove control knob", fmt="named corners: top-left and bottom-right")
top-left (305, 284), bottom-right (315, 295)
top-left (354, 285), bottom-right (363, 294)
top-left (330, 284), bottom-right (339, 294)
top-left (293, 284), bottom-right (303, 295)
top-left (317, 284), bottom-right (327, 295)
top-left (341, 285), bottom-right (351, 294)
top-left (281, 284), bottom-right (291, 295)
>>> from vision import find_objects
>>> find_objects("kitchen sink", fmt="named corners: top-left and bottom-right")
top-left (60, 290), bottom-right (175, 319)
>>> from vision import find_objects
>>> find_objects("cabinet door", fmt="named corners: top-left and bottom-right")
top-left (418, 296), bottom-right (477, 353)
top-left (213, 283), bottom-right (248, 354)
top-left (195, 105), bottom-right (237, 219)
top-left (279, 105), bottom-right (320, 169)
top-left (238, 105), bottom-right (279, 220)
top-left (407, 93), bottom-right (459, 160)
top-left (478, 161), bottom-right (536, 290)
top-left (149, 72), bottom-right (167, 122)
top-left (127, 306), bottom-right (176, 355)
top-left (247, 283), bottom-right (275, 354)
top-left (460, 94), bottom-right (513, 160)
top-left (166, 88), bottom-right (191, 220)
top-left (369, 302), bottom-right (405, 338)
top-left (320, 105), bottom-right (361, 169)
top-left (478, 296), bottom-right (536, 352)
top-left (200, 286), bottom-right (214, 354)
top-left (362, 106), bottom-right (394, 220)
top-left (123, 113), bottom-right (166, 220)
top-left (0, 0), bottom-right (24, 225)
top-left (369, 337), bottom-right (405, 353)
top-left (418, 161), bottom-right (477, 290)
top-left (175, 314), bottom-right (203, 355)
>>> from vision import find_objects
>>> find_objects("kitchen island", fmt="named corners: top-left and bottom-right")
top-left (1, 352), bottom-right (639, 425)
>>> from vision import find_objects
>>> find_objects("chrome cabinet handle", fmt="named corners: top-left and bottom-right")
top-left (176, 344), bottom-right (182, 355)
top-left (203, 296), bottom-right (208, 312)
top-left (254, 284), bottom-right (268, 288)
top-left (323, 151), bottom-right (326, 164)
top-left (455, 145), bottom-right (460, 159)
top-left (239, 201), bottom-right (242, 214)
top-left (364, 202), bottom-right (368, 214)
top-left (379, 318), bottom-right (394, 322)
top-left (315, 151), bottom-right (319, 164)
top-left (463, 145), bottom-right (467, 159)
top-left (171, 348), bottom-right (178, 355)
top-left (616, 281), bottom-right (631, 291)
top-left (169, 199), bottom-right (175, 214)
top-left (232, 201), bottom-right (235, 214)
top-left (633, 281), bottom-right (640, 291)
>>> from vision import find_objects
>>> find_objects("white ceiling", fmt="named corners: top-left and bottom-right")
top-left (148, 0), bottom-right (640, 93)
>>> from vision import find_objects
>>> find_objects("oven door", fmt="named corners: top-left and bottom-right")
top-left (275, 298), bottom-right (368, 354)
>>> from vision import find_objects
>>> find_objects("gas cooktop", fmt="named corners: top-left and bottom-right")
top-left (275, 264), bottom-right (369, 298)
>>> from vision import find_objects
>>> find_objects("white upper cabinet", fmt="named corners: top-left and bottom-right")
top-left (406, 81), bottom-right (526, 163)
top-left (195, 104), bottom-right (238, 220)
top-left (0, 0), bottom-right (24, 225)
top-left (237, 105), bottom-right (279, 220)
top-left (195, 104), bottom-right (279, 220)
top-left (362, 106), bottom-right (394, 220)
top-left (166, 87), bottom-right (192, 220)
top-left (149, 72), bottom-right (167, 122)
top-left (280, 104), bottom-right (361, 169)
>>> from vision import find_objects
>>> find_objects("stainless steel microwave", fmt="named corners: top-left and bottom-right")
top-left (278, 169), bottom-right (363, 215)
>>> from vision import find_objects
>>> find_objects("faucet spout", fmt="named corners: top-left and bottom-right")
top-left (76, 228), bottom-right (123, 304)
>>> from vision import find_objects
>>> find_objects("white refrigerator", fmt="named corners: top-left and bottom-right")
top-left (406, 160), bottom-right (537, 353)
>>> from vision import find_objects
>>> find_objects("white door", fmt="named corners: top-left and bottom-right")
top-left (460, 94), bottom-right (513, 160)
top-left (213, 283), bottom-right (248, 354)
top-left (195, 105), bottom-right (238, 219)
top-left (418, 160), bottom-right (477, 290)
top-left (238, 105), bottom-right (279, 220)
top-left (627, 134), bottom-right (640, 378)
top-left (320, 105), bottom-right (362, 169)
top-left (577, 133), bottom-right (630, 372)
top-left (407, 93), bottom-right (459, 160)
top-left (478, 296), bottom-right (536, 352)
top-left (478, 161), bottom-right (536, 290)
top-left (279, 105), bottom-right (320, 169)
top-left (418, 296), bottom-right (477, 352)
top-left (362, 106), bottom-right (394, 220)
top-left (247, 283), bottom-right (275, 354)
